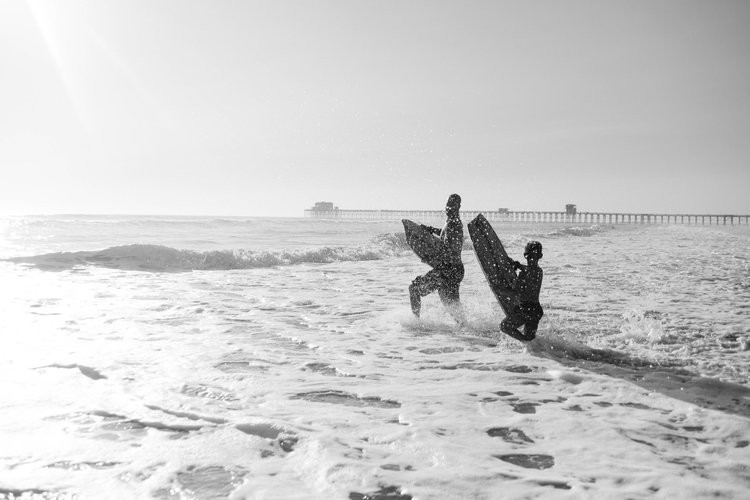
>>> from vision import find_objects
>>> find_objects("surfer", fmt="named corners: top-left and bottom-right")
top-left (408, 194), bottom-right (466, 324)
top-left (499, 241), bottom-right (544, 341)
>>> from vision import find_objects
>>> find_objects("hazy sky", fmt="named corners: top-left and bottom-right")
top-left (1, 0), bottom-right (749, 216)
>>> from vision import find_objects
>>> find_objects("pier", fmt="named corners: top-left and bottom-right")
top-left (304, 209), bottom-right (750, 225)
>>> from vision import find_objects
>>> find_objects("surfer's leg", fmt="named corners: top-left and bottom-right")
top-left (438, 286), bottom-right (466, 326)
top-left (409, 271), bottom-right (441, 317)
top-left (520, 304), bottom-right (543, 340)
top-left (437, 284), bottom-right (458, 303)
top-left (408, 282), bottom-right (421, 317)
top-left (522, 321), bottom-right (538, 340)
top-left (437, 265), bottom-right (465, 325)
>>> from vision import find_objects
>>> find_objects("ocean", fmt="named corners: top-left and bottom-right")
top-left (1, 215), bottom-right (748, 499)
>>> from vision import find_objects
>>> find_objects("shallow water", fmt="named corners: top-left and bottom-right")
top-left (1, 216), bottom-right (748, 499)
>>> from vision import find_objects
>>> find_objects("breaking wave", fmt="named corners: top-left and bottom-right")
top-left (530, 225), bottom-right (608, 238)
top-left (7, 233), bottom-right (412, 272)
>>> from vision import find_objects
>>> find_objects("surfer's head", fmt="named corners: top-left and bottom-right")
top-left (446, 193), bottom-right (461, 216)
top-left (524, 241), bottom-right (543, 261)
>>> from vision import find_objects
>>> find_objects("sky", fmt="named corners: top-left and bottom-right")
top-left (1, 0), bottom-right (749, 217)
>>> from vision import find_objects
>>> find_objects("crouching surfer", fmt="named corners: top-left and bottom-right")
top-left (499, 241), bottom-right (544, 341)
top-left (409, 193), bottom-right (466, 325)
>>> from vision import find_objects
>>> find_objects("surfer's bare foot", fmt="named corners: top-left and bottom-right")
top-left (500, 323), bottom-right (519, 335)
top-left (500, 320), bottom-right (527, 340)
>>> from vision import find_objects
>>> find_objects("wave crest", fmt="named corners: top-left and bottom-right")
top-left (7, 233), bottom-right (411, 272)
top-left (531, 225), bottom-right (607, 238)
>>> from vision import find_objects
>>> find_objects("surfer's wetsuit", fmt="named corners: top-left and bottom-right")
top-left (502, 261), bottom-right (544, 340)
top-left (409, 215), bottom-right (465, 315)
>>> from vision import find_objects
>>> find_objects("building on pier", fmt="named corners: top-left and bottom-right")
top-left (309, 201), bottom-right (339, 213)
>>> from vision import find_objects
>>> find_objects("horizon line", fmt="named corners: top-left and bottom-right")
top-left (3, 208), bottom-right (750, 217)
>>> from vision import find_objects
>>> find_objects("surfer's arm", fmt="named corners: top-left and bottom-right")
top-left (421, 225), bottom-right (441, 236)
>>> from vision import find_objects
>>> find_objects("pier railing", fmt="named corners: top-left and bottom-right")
top-left (304, 209), bottom-right (750, 225)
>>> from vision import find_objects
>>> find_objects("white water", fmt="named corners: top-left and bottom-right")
top-left (1, 216), bottom-right (748, 499)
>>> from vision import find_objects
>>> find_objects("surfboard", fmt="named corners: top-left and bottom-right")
top-left (467, 214), bottom-right (518, 317)
top-left (402, 219), bottom-right (448, 269)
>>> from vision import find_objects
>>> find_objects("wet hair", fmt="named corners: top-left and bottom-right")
top-left (447, 193), bottom-right (461, 208)
top-left (524, 241), bottom-right (543, 260)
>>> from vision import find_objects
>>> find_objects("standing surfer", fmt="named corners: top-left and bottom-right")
top-left (500, 241), bottom-right (544, 341)
top-left (408, 193), bottom-right (466, 324)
